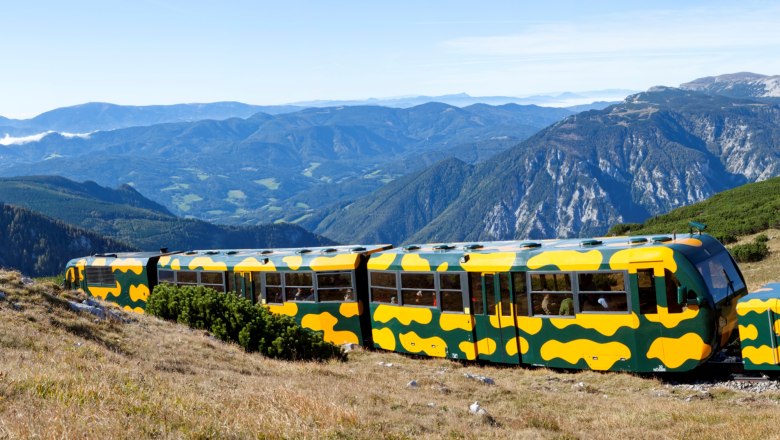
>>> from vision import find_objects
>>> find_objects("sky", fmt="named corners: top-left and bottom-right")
top-left (2, 0), bottom-right (780, 118)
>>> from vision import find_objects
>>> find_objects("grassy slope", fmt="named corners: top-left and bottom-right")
top-left (609, 176), bottom-right (780, 239)
top-left (3, 266), bottom-right (780, 439)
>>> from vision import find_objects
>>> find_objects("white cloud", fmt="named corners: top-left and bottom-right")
top-left (0, 131), bottom-right (91, 146)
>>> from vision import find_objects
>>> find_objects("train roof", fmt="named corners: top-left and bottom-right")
top-left (157, 244), bottom-right (392, 272)
top-left (738, 283), bottom-right (780, 303)
top-left (368, 233), bottom-right (727, 272)
top-left (66, 251), bottom-right (171, 266)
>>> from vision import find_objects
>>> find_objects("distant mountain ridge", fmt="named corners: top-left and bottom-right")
top-left (316, 83), bottom-right (780, 243)
top-left (0, 102), bottom-right (304, 136)
top-left (680, 72), bottom-right (780, 101)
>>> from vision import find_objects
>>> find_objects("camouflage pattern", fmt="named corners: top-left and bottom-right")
top-left (367, 234), bottom-right (746, 372)
top-left (65, 252), bottom-right (160, 313)
top-left (737, 283), bottom-right (780, 370)
top-left (148, 245), bottom-right (389, 346)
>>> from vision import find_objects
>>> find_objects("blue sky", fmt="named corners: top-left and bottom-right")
top-left (2, 0), bottom-right (780, 118)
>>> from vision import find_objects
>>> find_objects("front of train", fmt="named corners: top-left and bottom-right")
top-left (670, 233), bottom-right (748, 363)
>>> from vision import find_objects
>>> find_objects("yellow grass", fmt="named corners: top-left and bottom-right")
top-left (733, 229), bottom-right (780, 292)
top-left (2, 232), bottom-right (780, 439)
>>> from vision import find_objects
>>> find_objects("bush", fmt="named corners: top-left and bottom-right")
top-left (729, 241), bottom-right (770, 263)
top-left (146, 284), bottom-right (345, 362)
top-left (755, 233), bottom-right (770, 243)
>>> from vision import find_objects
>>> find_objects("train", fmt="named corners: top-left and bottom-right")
top-left (64, 229), bottom-right (780, 373)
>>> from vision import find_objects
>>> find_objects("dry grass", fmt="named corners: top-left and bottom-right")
top-left (2, 249), bottom-right (780, 439)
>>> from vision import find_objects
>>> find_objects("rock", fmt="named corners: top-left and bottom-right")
top-left (463, 372), bottom-right (495, 385)
top-left (0, 291), bottom-right (6, 301)
top-left (341, 343), bottom-right (359, 353)
top-left (407, 380), bottom-right (419, 389)
top-left (21, 277), bottom-right (33, 286)
top-left (377, 361), bottom-right (394, 367)
top-left (68, 301), bottom-right (106, 320)
top-left (469, 401), bottom-right (483, 415)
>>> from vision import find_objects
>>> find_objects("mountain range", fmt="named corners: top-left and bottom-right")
top-left (0, 103), bottom-right (573, 226)
top-left (314, 80), bottom-right (780, 243)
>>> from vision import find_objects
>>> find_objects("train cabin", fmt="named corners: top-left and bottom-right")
top-left (366, 233), bottom-right (747, 372)
top-left (737, 283), bottom-right (780, 371)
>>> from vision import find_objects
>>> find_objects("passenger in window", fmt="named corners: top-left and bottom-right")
top-left (559, 296), bottom-right (573, 316)
top-left (294, 288), bottom-right (304, 301)
top-left (390, 296), bottom-right (397, 304)
top-left (598, 296), bottom-right (609, 309)
top-left (542, 294), bottom-right (552, 314)
top-left (415, 290), bottom-right (423, 304)
top-left (343, 289), bottom-right (354, 301)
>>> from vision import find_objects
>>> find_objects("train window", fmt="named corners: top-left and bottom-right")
top-left (696, 250), bottom-right (746, 303)
top-left (227, 271), bottom-right (235, 293)
top-left (370, 271), bottom-right (398, 303)
top-left (665, 270), bottom-right (683, 314)
top-left (264, 272), bottom-right (283, 304)
top-left (200, 271), bottom-right (225, 292)
top-left (637, 269), bottom-right (658, 314)
top-left (317, 271), bottom-right (355, 302)
top-left (440, 273), bottom-right (464, 312)
top-left (485, 275), bottom-right (496, 314)
top-left (578, 272), bottom-right (628, 313)
top-left (158, 269), bottom-right (174, 284)
top-left (498, 274), bottom-right (512, 316)
top-left (285, 272), bottom-right (314, 301)
top-left (251, 273), bottom-right (262, 304)
top-left (530, 272), bottom-right (573, 316)
top-left (512, 272), bottom-right (528, 316)
top-left (85, 266), bottom-right (115, 286)
top-left (177, 271), bottom-right (197, 284)
top-left (401, 273), bottom-right (436, 307)
top-left (468, 273), bottom-right (484, 315)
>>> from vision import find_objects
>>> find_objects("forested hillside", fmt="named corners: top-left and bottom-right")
top-left (0, 176), bottom-right (335, 252)
top-left (0, 203), bottom-right (135, 276)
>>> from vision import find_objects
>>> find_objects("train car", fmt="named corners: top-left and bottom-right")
top-left (366, 233), bottom-right (747, 372)
top-left (737, 283), bottom-right (780, 371)
top-left (154, 245), bottom-right (390, 346)
top-left (64, 251), bottom-right (170, 313)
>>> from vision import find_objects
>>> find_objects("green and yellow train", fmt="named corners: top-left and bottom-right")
top-left (65, 232), bottom-right (778, 373)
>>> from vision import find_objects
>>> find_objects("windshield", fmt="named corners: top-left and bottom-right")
top-left (695, 250), bottom-right (746, 303)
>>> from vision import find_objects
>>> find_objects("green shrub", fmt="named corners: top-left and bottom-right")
top-left (755, 233), bottom-right (770, 243)
top-left (147, 284), bottom-right (345, 362)
top-left (729, 241), bottom-right (770, 263)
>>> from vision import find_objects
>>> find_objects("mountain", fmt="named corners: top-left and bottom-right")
top-left (0, 202), bottom-right (136, 276)
top-left (680, 72), bottom-right (780, 101)
top-left (608, 176), bottom-right (780, 240)
top-left (0, 176), bottom-right (334, 251)
top-left (316, 86), bottom-right (780, 243)
top-left (0, 103), bottom-right (571, 226)
top-left (0, 102), bottom-right (304, 136)
top-left (290, 90), bottom-right (636, 109)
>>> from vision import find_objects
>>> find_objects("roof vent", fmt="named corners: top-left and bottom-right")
top-left (629, 237), bottom-right (648, 245)
top-left (463, 244), bottom-right (483, 250)
top-left (204, 251), bottom-right (219, 255)
top-left (185, 251), bottom-right (198, 255)
top-left (403, 245), bottom-right (421, 252)
top-left (519, 242), bottom-right (541, 249)
top-left (350, 246), bottom-right (366, 252)
top-left (321, 248), bottom-right (338, 254)
top-left (260, 250), bottom-right (273, 255)
top-left (433, 244), bottom-right (454, 251)
top-left (653, 236), bottom-right (672, 243)
top-left (580, 239), bottom-right (603, 247)
top-left (296, 249), bottom-right (312, 254)
top-left (225, 251), bottom-right (239, 255)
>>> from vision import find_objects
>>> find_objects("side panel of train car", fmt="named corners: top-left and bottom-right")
top-left (366, 234), bottom-right (746, 372)
top-left (64, 252), bottom-right (162, 313)
top-left (737, 283), bottom-right (780, 371)
top-left (154, 245), bottom-right (389, 346)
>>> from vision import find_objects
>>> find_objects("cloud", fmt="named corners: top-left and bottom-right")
top-left (0, 131), bottom-right (91, 146)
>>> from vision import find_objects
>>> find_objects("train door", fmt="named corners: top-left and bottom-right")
top-left (230, 272), bottom-right (254, 303)
top-left (634, 264), bottom-right (684, 370)
top-left (471, 272), bottom-right (520, 364)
